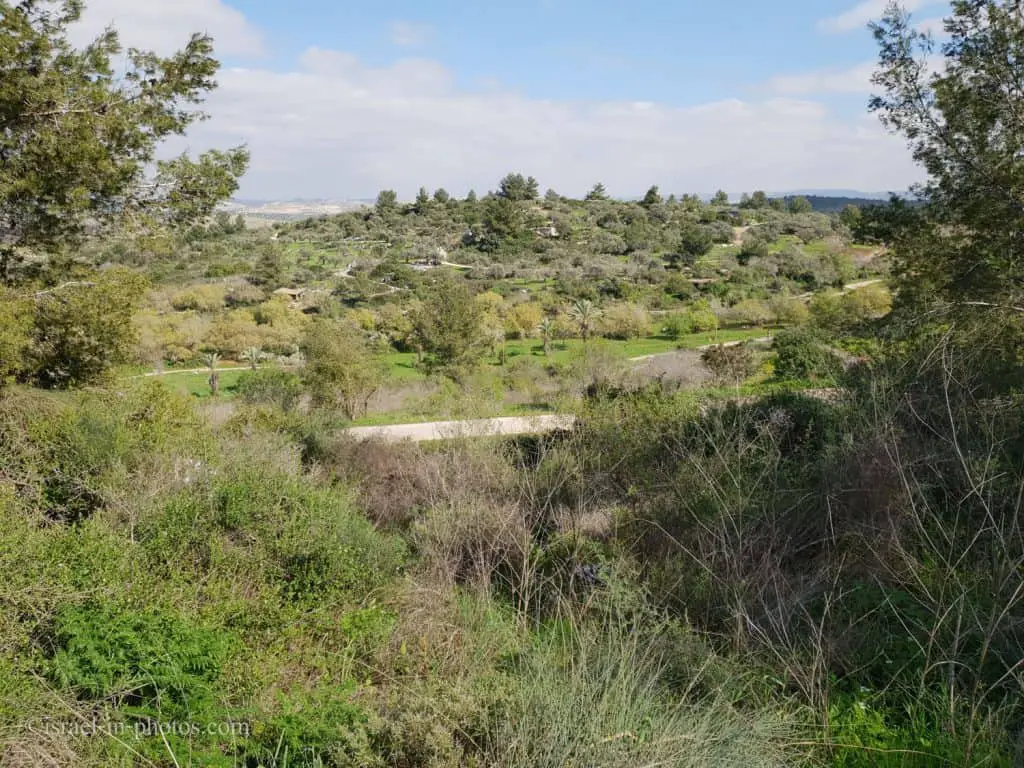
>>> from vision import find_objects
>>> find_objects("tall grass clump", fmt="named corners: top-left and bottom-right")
top-left (480, 595), bottom-right (801, 768)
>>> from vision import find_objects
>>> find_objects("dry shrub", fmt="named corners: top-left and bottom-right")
top-left (1, 735), bottom-right (81, 768)
top-left (412, 501), bottom-right (531, 590)
top-left (327, 439), bottom-right (445, 528)
top-left (324, 437), bottom-right (517, 530)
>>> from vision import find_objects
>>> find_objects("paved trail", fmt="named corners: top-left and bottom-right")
top-left (345, 414), bottom-right (576, 443)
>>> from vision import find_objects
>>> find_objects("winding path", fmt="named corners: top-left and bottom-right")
top-left (344, 414), bottom-right (575, 443)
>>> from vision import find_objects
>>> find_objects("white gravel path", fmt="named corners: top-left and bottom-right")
top-left (344, 414), bottom-right (575, 443)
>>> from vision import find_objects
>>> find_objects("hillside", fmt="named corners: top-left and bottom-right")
top-left (3, 2), bottom-right (1024, 767)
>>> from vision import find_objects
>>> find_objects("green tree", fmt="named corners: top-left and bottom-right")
top-left (839, 204), bottom-right (863, 233)
top-left (242, 346), bottom-right (263, 370)
top-left (465, 189), bottom-right (478, 204)
top-left (0, 0), bottom-right (248, 283)
top-left (788, 196), bottom-right (813, 214)
top-left (301, 320), bottom-right (386, 420)
top-left (685, 300), bottom-right (720, 333)
top-left (711, 190), bottom-right (730, 206)
top-left (249, 243), bottom-right (286, 288)
top-left (569, 299), bottom-right (603, 346)
top-left (670, 224), bottom-right (714, 269)
top-left (236, 367), bottom-right (303, 411)
top-left (737, 239), bottom-right (769, 265)
top-left (375, 190), bottom-right (398, 216)
top-left (641, 185), bottom-right (663, 208)
top-left (433, 188), bottom-right (450, 204)
top-left (28, 268), bottom-right (148, 388)
top-left (537, 316), bottom-right (556, 356)
top-left (585, 183), bottom-right (609, 202)
top-left (481, 195), bottom-right (530, 249)
top-left (415, 186), bottom-right (431, 214)
top-left (870, 2), bottom-right (1024, 315)
top-left (772, 328), bottom-right (840, 382)
top-left (497, 173), bottom-right (539, 202)
top-left (204, 352), bottom-right (222, 397)
top-left (747, 191), bottom-right (770, 209)
top-left (412, 279), bottom-right (487, 378)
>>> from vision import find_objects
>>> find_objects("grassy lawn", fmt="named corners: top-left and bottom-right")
top-left (150, 368), bottom-right (249, 399)
top-left (501, 327), bottom-right (776, 363)
top-left (767, 235), bottom-right (802, 254)
top-left (382, 328), bottom-right (777, 381)
top-left (133, 329), bottom-right (776, 401)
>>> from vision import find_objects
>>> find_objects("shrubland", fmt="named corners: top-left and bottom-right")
top-left (2, 0), bottom-right (1024, 765)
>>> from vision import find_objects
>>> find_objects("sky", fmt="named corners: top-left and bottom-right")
top-left (70, 0), bottom-right (953, 200)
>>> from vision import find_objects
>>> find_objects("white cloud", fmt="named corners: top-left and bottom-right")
top-left (73, 1), bottom-right (922, 200)
top-left (72, 0), bottom-right (264, 57)
top-left (177, 48), bottom-right (922, 200)
top-left (765, 62), bottom-right (876, 95)
top-left (819, 0), bottom-right (939, 34)
top-left (389, 20), bottom-right (434, 48)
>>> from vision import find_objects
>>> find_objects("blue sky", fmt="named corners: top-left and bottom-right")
top-left (235, 0), bottom-right (871, 105)
top-left (74, 0), bottom-right (951, 199)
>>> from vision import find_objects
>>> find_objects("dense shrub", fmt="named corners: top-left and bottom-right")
top-left (772, 327), bottom-right (842, 382)
top-left (170, 283), bottom-right (228, 312)
top-left (235, 367), bottom-right (303, 411)
top-left (599, 303), bottom-right (650, 340)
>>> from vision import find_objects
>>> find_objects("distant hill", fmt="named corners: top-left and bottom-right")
top-left (778, 195), bottom-right (895, 213)
top-left (779, 189), bottom-right (895, 200)
top-left (221, 199), bottom-right (371, 220)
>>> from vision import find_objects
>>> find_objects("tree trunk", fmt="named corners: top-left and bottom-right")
top-left (209, 372), bottom-right (220, 397)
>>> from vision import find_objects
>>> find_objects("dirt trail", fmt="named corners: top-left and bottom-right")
top-left (344, 414), bottom-right (575, 443)
top-left (131, 366), bottom-right (254, 379)
top-left (628, 336), bottom-right (774, 362)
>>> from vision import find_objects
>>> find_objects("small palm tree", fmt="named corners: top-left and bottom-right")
top-left (204, 352), bottom-right (221, 397)
top-left (569, 299), bottom-right (602, 347)
top-left (243, 346), bottom-right (262, 370)
top-left (537, 317), bottom-right (555, 357)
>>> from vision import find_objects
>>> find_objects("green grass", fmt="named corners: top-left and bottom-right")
top-left (149, 368), bottom-right (249, 399)
top-left (382, 328), bottom-right (777, 383)
top-left (767, 235), bottom-right (802, 254)
top-left (127, 330), bottom-right (777, 403)
top-left (502, 328), bottom-right (776, 363)
top-left (801, 239), bottom-right (835, 256)
top-left (386, 351), bottom-right (425, 381)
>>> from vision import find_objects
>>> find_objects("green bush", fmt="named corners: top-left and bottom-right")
top-left (0, 381), bottom-right (196, 522)
top-left (686, 301), bottom-right (720, 333)
top-left (236, 367), bottom-right (304, 411)
top-left (28, 268), bottom-right (149, 388)
top-left (138, 469), bottom-right (407, 604)
top-left (662, 312), bottom-right (693, 339)
top-left (251, 686), bottom-right (377, 767)
top-left (49, 603), bottom-right (231, 715)
top-left (772, 328), bottom-right (841, 383)
top-left (826, 689), bottom-right (1015, 767)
